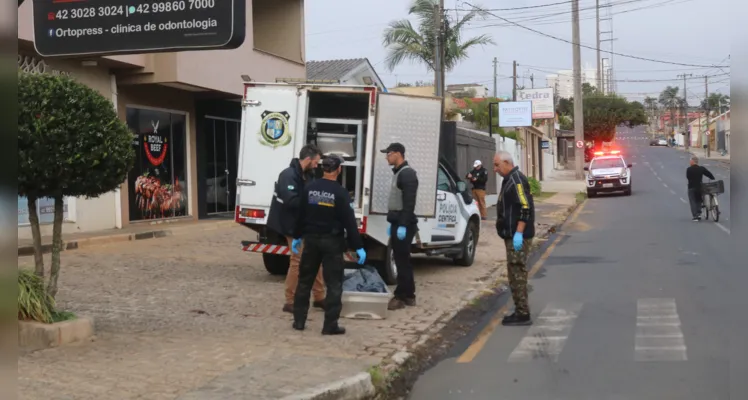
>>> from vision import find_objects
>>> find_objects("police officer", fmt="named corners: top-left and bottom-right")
top-left (291, 155), bottom-right (367, 335)
top-left (267, 144), bottom-right (326, 314)
top-left (466, 159), bottom-right (489, 220)
top-left (493, 150), bottom-right (535, 326)
top-left (380, 143), bottom-right (419, 311)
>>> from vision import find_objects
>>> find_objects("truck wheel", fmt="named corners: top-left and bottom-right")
top-left (376, 242), bottom-right (398, 286)
top-left (453, 220), bottom-right (479, 266)
top-left (262, 233), bottom-right (290, 275)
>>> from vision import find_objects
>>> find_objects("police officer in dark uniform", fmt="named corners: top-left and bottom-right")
top-left (291, 155), bottom-right (367, 335)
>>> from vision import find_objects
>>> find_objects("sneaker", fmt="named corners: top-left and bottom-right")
top-left (321, 325), bottom-right (346, 335)
top-left (313, 301), bottom-right (326, 310)
top-left (403, 297), bottom-right (417, 307)
top-left (282, 304), bottom-right (294, 313)
top-left (388, 297), bottom-right (406, 310)
top-left (481, 217), bottom-right (488, 221)
top-left (692, 217), bottom-right (701, 222)
top-left (501, 312), bottom-right (532, 326)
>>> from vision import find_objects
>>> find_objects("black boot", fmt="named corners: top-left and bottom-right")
top-left (321, 324), bottom-right (346, 335)
top-left (501, 312), bottom-right (532, 326)
top-left (292, 320), bottom-right (305, 331)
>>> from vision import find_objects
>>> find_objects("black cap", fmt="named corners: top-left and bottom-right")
top-left (321, 154), bottom-right (344, 172)
top-left (380, 142), bottom-right (406, 155)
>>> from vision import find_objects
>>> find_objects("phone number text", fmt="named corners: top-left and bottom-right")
top-left (51, 0), bottom-right (216, 20)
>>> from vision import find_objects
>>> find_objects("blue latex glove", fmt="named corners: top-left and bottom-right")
top-left (512, 232), bottom-right (524, 252)
top-left (291, 238), bottom-right (302, 254)
top-left (387, 225), bottom-right (391, 237)
top-left (356, 248), bottom-right (367, 265)
top-left (397, 226), bottom-right (407, 240)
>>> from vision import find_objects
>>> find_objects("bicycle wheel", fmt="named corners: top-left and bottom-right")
top-left (711, 195), bottom-right (720, 222)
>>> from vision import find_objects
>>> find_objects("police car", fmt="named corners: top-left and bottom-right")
top-left (583, 150), bottom-right (633, 197)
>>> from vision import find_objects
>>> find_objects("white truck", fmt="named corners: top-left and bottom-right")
top-left (234, 82), bottom-right (481, 284)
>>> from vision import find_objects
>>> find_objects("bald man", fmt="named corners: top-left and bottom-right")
top-left (493, 151), bottom-right (535, 326)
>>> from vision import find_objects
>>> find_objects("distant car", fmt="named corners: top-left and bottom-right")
top-left (650, 137), bottom-right (668, 146)
top-left (584, 150), bottom-right (633, 197)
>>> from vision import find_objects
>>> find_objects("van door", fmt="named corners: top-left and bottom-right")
top-left (421, 166), bottom-right (461, 245)
top-left (236, 85), bottom-right (305, 211)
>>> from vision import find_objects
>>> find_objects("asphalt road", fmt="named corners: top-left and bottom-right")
top-left (408, 125), bottom-right (741, 400)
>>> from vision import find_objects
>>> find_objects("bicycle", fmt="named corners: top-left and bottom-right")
top-left (701, 179), bottom-right (724, 222)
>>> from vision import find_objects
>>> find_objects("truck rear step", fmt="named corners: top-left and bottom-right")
top-left (240, 241), bottom-right (360, 262)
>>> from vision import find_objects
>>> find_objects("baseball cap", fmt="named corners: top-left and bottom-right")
top-left (380, 142), bottom-right (406, 155)
top-left (321, 154), bottom-right (344, 172)
top-left (473, 159), bottom-right (482, 167)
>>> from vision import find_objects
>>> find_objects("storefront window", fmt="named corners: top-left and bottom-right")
top-left (126, 107), bottom-right (188, 222)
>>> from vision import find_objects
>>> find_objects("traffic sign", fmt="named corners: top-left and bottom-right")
top-left (32, 0), bottom-right (246, 57)
top-left (706, 130), bottom-right (711, 136)
top-left (576, 140), bottom-right (584, 148)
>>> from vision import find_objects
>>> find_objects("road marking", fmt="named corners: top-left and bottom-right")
top-left (507, 302), bottom-right (583, 362)
top-left (663, 183), bottom-right (669, 189)
top-left (456, 201), bottom-right (589, 364)
top-left (635, 298), bottom-right (687, 362)
top-left (657, 176), bottom-right (663, 182)
top-left (715, 223), bottom-right (730, 234)
top-left (669, 189), bottom-right (677, 195)
top-left (680, 197), bottom-right (687, 204)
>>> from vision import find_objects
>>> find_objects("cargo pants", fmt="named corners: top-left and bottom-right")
top-left (504, 238), bottom-right (531, 316)
top-left (294, 233), bottom-right (346, 330)
top-left (472, 189), bottom-right (487, 218)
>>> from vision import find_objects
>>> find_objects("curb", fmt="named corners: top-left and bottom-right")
top-left (18, 220), bottom-right (236, 256)
top-left (306, 198), bottom-right (584, 400)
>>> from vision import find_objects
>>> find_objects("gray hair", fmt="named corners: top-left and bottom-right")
top-left (690, 155), bottom-right (699, 164)
top-left (495, 150), bottom-right (514, 165)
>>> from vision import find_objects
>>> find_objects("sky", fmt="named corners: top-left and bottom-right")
top-left (304, 0), bottom-right (730, 106)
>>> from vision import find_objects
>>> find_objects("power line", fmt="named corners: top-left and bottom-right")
top-left (462, 2), bottom-right (729, 68)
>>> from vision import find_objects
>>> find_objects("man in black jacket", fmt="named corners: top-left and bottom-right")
top-left (267, 144), bottom-right (325, 313)
top-left (466, 159), bottom-right (489, 220)
top-left (380, 143), bottom-right (419, 311)
top-left (494, 151), bottom-right (535, 326)
top-left (686, 155), bottom-right (716, 221)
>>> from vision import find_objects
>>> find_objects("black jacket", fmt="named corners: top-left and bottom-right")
top-left (267, 159), bottom-right (315, 237)
top-left (467, 166), bottom-right (488, 190)
top-left (686, 165), bottom-right (715, 190)
top-left (387, 161), bottom-right (419, 227)
top-left (496, 167), bottom-right (535, 240)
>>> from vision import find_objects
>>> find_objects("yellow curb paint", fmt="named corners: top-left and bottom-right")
top-left (456, 200), bottom-right (588, 364)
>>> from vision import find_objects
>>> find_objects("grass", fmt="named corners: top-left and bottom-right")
top-left (368, 365), bottom-right (386, 388)
top-left (51, 310), bottom-right (77, 323)
top-left (534, 191), bottom-right (557, 202)
top-left (575, 191), bottom-right (588, 204)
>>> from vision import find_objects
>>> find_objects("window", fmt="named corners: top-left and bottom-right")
top-left (590, 158), bottom-right (625, 169)
top-left (437, 167), bottom-right (453, 192)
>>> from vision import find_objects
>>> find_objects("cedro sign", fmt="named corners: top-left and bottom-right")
top-left (32, 0), bottom-right (245, 57)
top-left (498, 101), bottom-right (532, 128)
top-left (517, 87), bottom-right (555, 119)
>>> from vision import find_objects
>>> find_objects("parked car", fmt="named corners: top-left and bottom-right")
top-left (650, 137), bottom-right (668, 146)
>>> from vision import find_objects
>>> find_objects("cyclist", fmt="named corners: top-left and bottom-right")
top-left (686, 155), bottom-right (715, 221)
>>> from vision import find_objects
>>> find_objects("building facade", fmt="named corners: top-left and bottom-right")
top-left (545, 67), bottom-right (596, 99)
top-left (17, 0), bottom-right (307, 238)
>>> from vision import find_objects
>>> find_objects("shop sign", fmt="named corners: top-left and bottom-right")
top-left (497, 101), bottom-right (532, 128)
top-left (31, 0), bottom-right (246, 57)
top-left (517, 88), bottom-right (555, 119)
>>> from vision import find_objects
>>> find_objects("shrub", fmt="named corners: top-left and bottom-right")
top-left (18, 269), bottom-right (56, 323)
top-left (528, 177), bottom-right (542, 196)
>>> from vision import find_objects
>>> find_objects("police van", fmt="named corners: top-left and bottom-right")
top-left (234, 82), bottom-right (481, 284)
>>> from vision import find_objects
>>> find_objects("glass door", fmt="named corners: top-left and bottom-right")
top-left (205, 117), bottom-right (240, 215)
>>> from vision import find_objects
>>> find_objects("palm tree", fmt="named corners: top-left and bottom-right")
top-left (700, 93), bottom-right (730, 115)
top-left (382, 0), bottom-right (494, 73)
top-left (643, 96), bottom-right (658, 132)
top-left (658, 86), bottom-right (681, 134)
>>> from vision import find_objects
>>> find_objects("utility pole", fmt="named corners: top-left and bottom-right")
top-left (677, 73), bottom-right (693, 150)
top-left (512, 60), bottom-right (517, 100)
top-left (705, 75), bottom-right (710, 158)
top-left (530, 74), bottom-right (535, 89)
top-left (493, 57), bottom-right (498, 98)
top-left (439, 0), bottom-right (446, 98)
top-left (572, 0), bottom-right (584, 180)
top-left (596, 0), bottom-right (602, 91)
top-left (433, 3), bottom-right (443, 97)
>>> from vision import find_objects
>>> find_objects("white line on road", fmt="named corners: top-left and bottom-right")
top-left (657, 176), bottom-right (663, 182)
top-left (670, 189), bottom-right (677, 195)
top-left (680, 197), bottom-right (687, 204)
top-left (508, 302), bottom-right (583, 363)
top-left (663, 183), bottom-right (669, 189)
top-left (635, 298), bottom-right (687, 362)
top-left (715, 223), bottom-right (730, 234)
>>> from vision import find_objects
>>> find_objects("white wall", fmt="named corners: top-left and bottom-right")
top-left (18, 194), bottom-right (118, 240)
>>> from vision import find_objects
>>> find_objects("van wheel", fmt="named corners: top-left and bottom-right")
top-left (454, 221), bottom-right (479, 266)
top-left (376, 241), bottom-right (399, 286)
top-left (262, 234), bottom-right (289, 275)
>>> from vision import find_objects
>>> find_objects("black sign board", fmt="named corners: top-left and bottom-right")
top-left (32, 0), bottom-right (245, 57)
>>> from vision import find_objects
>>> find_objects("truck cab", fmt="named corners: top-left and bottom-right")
top-left (234, 82), bottom-right (481, 284)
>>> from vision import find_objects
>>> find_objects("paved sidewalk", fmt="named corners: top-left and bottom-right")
top-left (17, 194), bottom-right (581, 400)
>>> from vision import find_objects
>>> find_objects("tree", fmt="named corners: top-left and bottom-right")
top-left (583, 94), bottom-right (648, 142)
top-left (582, 83), bottom-right (598, 97)
top-left (700, 93), bottom-right (730, 114)
top-left (18, 72), bottom-right (135, 298)
top-left (382, 0), bottom-right (494, 72)
top-left (557, 97), bottom-right (574, 117)
top-left (658, 86), bottom-right (681, 134)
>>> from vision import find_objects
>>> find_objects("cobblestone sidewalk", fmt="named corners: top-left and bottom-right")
top-left (18, 196), bottom-right (577, 400)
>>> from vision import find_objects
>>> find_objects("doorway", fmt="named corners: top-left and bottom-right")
top-left (204, 116), bottom-right (240, 215)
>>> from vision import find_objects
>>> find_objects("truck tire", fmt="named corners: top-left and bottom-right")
top-left (376, 241), bottom-right (398, 286)
top-left (453, 220), bottom-right (479, 266)
top-left (262, 234), bottom-right (290, 275)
